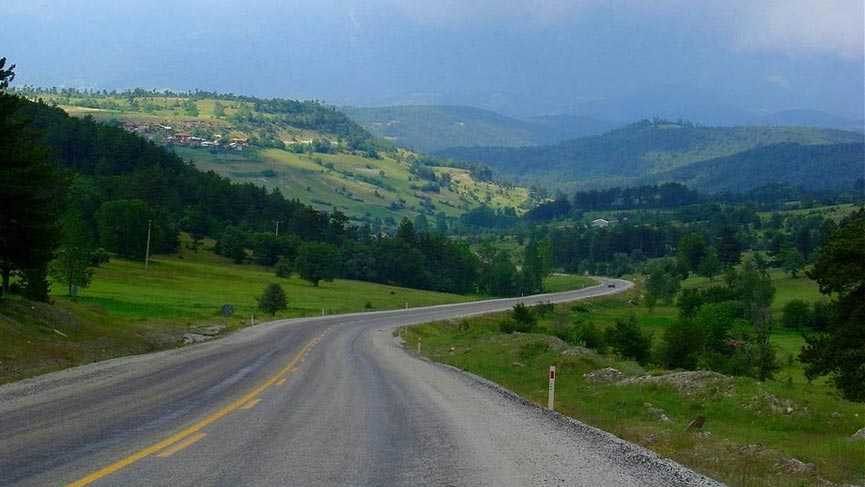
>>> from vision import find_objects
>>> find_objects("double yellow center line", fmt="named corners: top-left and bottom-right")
top-left (67, 333), bottom-right (324, 486)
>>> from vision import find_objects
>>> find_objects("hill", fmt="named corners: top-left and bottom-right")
top-left (438, 120), bottom-right (864, 192)
top-left (15, 89), bottom-right (529, 222)
top-left (651, 142), bottom-right (865, 193)
top-left (344, 105), bottom-right (618, 152)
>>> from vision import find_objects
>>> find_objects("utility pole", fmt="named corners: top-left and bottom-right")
top-left (274, 220), bottom-right (280, 238)
top-left (144, 219), bottom-right (152, 271)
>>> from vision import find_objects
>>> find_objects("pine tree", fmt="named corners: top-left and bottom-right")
top-left (258, 283), bottom-right (287, 316)
top-left (0, 70), bottom-right (66, 300)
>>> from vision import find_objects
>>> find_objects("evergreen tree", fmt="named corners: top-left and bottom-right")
top-left (801, 209), bottom-right (865, 401)
top-left (0, 78), bottom-right (66, 299)
top-left (295, 242), bottom-right (338, 287)
top-left (257, 283), bottom-right (287, 316)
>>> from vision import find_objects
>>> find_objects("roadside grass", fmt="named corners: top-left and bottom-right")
top-left (70, 241), bottom-right (474, 320)
top-left (542, 274), bottom-right (597, 293)
top-left (0, 241), bottom-right (473, 384)
top-left (404, 290), bottom-right (865, 487)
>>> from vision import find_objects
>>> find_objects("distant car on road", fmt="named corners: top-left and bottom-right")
top-left (607, 283), bottom-right (616, 288)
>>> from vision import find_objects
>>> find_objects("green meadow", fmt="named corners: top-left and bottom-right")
top-left (404, 272), bottom-right (865, 486)
top-left (0, 242), bottom-right (474, 384)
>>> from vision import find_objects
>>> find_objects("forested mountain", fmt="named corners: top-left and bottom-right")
top-left (12, 89), bottom-right (528, 221)
top-left (438, 120), bottom-right (864, 192)
top-left (651, 143), bottom-right (865, 193)
top-left (345, 105), bottom-right (618, 152)
top-left (0, 92), bottom-right (540, 299)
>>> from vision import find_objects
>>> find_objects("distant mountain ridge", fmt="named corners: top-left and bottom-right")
top-left (650, 142), bottom-right (865, 193)
top-left (345, 105), bottom-right (617, 153)
top-left (437, 120), bottom-right (864, 193)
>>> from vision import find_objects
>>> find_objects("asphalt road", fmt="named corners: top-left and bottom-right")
top-left (0, 278), bottom-right (720, 486)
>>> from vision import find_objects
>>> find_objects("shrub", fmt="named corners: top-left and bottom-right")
top-left (532, 301), bottom-right (555, 317)
top-left (512, 303), bottom-right (536, 328)
top-left (500, 303), bottom-right (536, 333)
top-left (781, 299), bottom-right (813, 329)
top-left (575, 321), bottom-right (607, 352)
top-left (661, 320), bottom-right (705, 369)
top-left (258, 283), bottom-right (287, 316)
top-left (605, 315), bottom-right (653, 365)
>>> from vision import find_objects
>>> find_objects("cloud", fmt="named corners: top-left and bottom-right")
top-left (381, 0), bottom-right (598, 26)
top-left (379, 0), bottom-right (863, 59)
top-left (731, 0), bottom-right (864, 59)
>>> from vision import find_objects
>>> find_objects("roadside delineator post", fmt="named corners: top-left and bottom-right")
top-left (548, 366), bottom-right (556, 410)
top-left (417, 338), bottom-right (421, 353)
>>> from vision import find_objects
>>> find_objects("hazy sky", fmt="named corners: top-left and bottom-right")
top-left (2, 0), bottom-right (863, 118)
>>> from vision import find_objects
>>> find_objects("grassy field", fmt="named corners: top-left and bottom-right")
top-left (179, 146), bottom-right (528, 221)
top-left (404, 273), bottom-right (865, 486)
top-left (0, 242), bottom-right (474, 384)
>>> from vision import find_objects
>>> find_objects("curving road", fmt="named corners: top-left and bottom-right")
top-left (0, 278), bottom-right (720, 486)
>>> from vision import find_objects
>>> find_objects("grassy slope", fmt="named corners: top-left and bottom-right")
top-left (51, 95), bottom-right (529, 221)
top-left (0, 242), bottom-right (473, 385)
top-left (404, 273), bottom-right (865, 487)
top-left (180, 146), bottom-right (527, 220)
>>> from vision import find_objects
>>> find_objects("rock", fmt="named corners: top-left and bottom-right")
top-left (852, 427), bottom-right (865, 441)
top-left (542, 335), bottom-right (568, 351)
top-left (777, 458), bottom-right (816, 475)
top-left (686, 416), bottom-right (705, 432)
top-left (645, 404), bottom-right (671, 422)
top-left (512, 362), bottom-right (525, 368)
top-left (561, 346), bottom-right (597, 358)
top-left (618, 371), bottom-right (731, 395)
top-left (191, 324), bottom-right (226, 337)
top-left (583, 367), bottom-right (625, 384)
top-left (181, 333), bottom-right (212, 345)
top-left (696, 431), bottom-right (712, 439)
top-left (747, 392), bottom-right (797, 415)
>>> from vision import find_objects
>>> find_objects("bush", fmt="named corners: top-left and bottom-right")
top-left (500, 303), bottom-right (536, 333)
top-left (605, 315), bottom-right (653, 365)
top-left (532, 301), bottom-right (555, 317)
top-left (575, 321), bottom-right (607, 352)
top-left (782, 299), bottom-right (813, 329)
top-left (661, 320), bottom-right (705, 369)
top-left (258, 283), bottom-right (287, 316)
